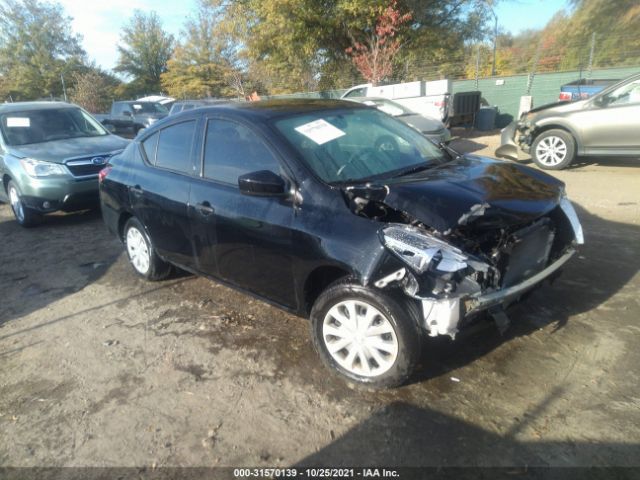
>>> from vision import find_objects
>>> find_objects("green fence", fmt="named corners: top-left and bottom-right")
top-left (269, 66), bottom-right (639, 129)
top-left (453, 66), bottom-right (640, 127)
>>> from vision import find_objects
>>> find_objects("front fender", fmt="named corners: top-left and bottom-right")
top-left (532, 118), bottom-right (582, 151)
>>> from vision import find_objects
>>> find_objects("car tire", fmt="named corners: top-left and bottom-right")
top-left (124, 217), bottom-right (172, 281)
top-left (310, 278), bottom-right (422, 388)
top-left (531, 129), bottom-right (576, 170)
top-left (7, 181), bottom-right (40, 227)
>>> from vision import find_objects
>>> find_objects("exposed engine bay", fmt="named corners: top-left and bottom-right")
top-left (343, 178), bottom-right (584, 339)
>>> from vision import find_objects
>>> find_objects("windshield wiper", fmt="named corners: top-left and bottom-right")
top-left (439, 142), bottom-right (462, 161)
top-left (391, 160), bottom-right (440, 178)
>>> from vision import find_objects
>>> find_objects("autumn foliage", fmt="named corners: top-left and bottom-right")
top-left (345, 1), bottom-right (412, 86)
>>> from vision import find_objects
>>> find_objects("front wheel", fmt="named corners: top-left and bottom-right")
top-left (7, 181), bottom-right (40, 227)
top-left (531, 129), bottom-right (576, 170)
top-left (124, 217), bottom-right (172, 281)
top-left (310, 279), bottom-right (422, 388)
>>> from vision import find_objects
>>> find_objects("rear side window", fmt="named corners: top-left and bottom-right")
top-left (141, 132), bottom-right (158, 162)
top-left (203, 119), bottom-right (280, 185)
top-left (155, 121), bottom-right (196, 173)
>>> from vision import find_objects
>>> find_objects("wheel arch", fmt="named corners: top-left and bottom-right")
top-left (532, 122), bottom-right (581, 152)
top-left (302, 265), bottom-right (353, 316)
top-left (117, 211), bottom-right (134, 241)
top-left (2, 174), bottom-right (11, 194)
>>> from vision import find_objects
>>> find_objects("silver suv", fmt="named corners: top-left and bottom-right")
top-left (496, 73), bottom-right (640, 169)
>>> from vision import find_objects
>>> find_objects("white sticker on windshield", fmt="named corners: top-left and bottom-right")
top-left (6, 117), bottom-right (30, 128)
top-left (132, 104), bottom-right (143, 110)
top-left (294, 119), bottom-right (345, 145)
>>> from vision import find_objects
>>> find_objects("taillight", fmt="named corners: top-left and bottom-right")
top-left (558, 92), bottom-right (572, 101)
top-left (98, 165), bottom-right (112, 184)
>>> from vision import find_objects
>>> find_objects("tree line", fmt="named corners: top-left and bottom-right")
top-left (0, 0), bottom-right (638, 112)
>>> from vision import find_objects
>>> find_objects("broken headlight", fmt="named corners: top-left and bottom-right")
top-left (381, 225), bottom-right (468, 274)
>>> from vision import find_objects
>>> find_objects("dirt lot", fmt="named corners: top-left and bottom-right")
top-left (1, 131), bottom-right (639, 471)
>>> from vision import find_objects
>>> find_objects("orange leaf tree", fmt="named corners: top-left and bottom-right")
top-left (345, 1), bottom-right (412, 86)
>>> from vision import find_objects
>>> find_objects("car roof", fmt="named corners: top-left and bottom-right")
top-left (0, 101), bottom-right (77, 113)
top-left (194, 98), bottom-right (367, 120)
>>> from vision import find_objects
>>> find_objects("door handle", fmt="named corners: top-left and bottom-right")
top-left (130, 185), bottom-right (143, 196)
top-left (196, 202), bottom-right (214, 216)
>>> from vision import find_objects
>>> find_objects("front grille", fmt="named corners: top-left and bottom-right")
top-left (65, 156), bottom-right (110, 177)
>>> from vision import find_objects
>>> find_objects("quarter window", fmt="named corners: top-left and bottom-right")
top-left (203, 119), bottom-right (280, 185)
top-left (141, 132), bottom-right (159, 162)
top-left (155, 121), bottom-right (196, 173)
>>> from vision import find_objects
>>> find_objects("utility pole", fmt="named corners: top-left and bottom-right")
top-left (490, 8), bottom-right (498, 76)
top-left (60, 73), bottom-right (68, 102)
top-left (587, 32), bottom-right (596, 80)
top-left (475, 46), bottom-right (481, 89)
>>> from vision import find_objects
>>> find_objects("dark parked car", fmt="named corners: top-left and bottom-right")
top-left (0, 102), bottom-right (129, 226)
top-left (95, 101), bottom-right (169, 136)
top-left (496, 72), bottom-right (640, 170)
top-left (100, 99), bottom-right (584, 387)
top-left (169, 99), bottom-right (231, 115)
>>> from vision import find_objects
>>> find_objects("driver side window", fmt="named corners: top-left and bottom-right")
top-left (203, 119), bottom-right (281, 185)
top-left (602, 80), bottom-right (640, 106)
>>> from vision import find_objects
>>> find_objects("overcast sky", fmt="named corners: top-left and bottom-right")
top-left (59, 0), bottom-right (570, 72)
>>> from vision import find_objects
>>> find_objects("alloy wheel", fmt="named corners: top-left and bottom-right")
top-left (322, 299), bottom-right (399, 377)
top-left (126, 226), bottom-right (151, 275)
top-left (535, 136), bottom-right (568, 166)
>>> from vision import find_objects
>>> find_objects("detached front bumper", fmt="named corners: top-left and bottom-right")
top-left (494, 121), bottom-right (521, 161)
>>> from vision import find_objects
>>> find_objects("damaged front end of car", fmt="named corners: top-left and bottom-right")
top-left (343, 166), bottom-right (584, 339)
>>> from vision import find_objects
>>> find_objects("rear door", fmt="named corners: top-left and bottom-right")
top-left (130, 119), bottom-right (198, 268)
top-left (577, 78), bottom-right (640, 153)
top-left (188, 115), bottom-right (297, 307)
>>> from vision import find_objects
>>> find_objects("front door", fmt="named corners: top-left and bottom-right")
top-left (188, 116), bottom-right (296, 307)
top-left (577, 78), bottom-right (640, 153)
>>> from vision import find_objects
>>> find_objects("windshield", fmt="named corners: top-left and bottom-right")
top-left (274, 108), bottom-right (445, 184)
top-left (131, 102), bottom-right (168, 114)
top-left (0, 108), bottom-right (109, 146)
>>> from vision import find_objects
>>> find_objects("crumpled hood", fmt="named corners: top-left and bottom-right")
top-left (9, 135), bottom-right (130, 164)
top-left (375, 155), bottom-right (564, 232)
top-left (527, 99), bottom-right (588, 116)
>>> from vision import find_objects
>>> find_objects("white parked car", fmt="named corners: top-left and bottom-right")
top-left (347, 96), bottom-right (451, 144)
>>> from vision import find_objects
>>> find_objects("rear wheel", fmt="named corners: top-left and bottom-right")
top-left (124, 217), bottom-right (172, 281)
top-left (531, 129), bottom-right (576, 170)
top-left (7, 181), bottom-right (40, 227)
top-left (310, 279), bottom-right (421, 388)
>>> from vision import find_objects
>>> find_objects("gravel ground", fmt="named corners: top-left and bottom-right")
top-left (1, 132), bottom-right (639, 471)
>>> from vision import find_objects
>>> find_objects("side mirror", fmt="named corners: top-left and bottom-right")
top-left (592, 95), bottom-right (607, 108)
top-left (238, 170), bottom-right (287, 197)
top-left (123, 110), bottom-right (133, 117)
